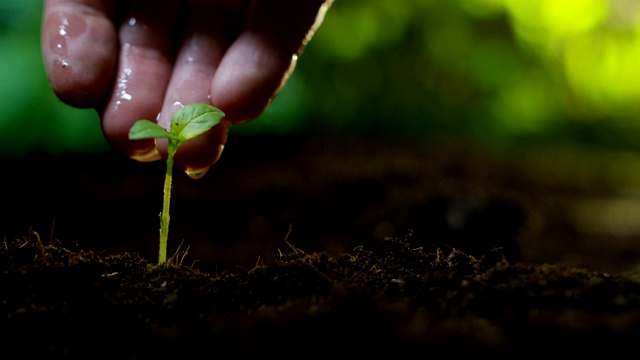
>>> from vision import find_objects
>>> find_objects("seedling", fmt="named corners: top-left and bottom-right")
top-left (128, 103), bottom-right (225, 264)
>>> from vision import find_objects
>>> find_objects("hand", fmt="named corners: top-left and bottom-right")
top-left (41, 0), bottom-right (333, 178)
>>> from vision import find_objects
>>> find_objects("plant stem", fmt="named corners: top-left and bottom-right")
top-left (159, 151), bottom-right (174, 264)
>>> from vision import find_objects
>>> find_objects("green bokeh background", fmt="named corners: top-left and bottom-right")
top-left (3, 0), bottom-right (640, 158)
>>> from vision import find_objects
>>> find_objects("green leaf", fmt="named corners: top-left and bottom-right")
top-left (125, 103), bottom-right (225, 265)
top-left (170, 103), bottom-right (225, 142)
top-left (128, 119), bottom-right (179, 141)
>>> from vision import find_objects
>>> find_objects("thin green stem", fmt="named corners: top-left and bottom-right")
top-left (159, 150), bottom-right (175, 264)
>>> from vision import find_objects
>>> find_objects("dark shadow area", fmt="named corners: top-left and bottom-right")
top-left (3, 134), bottom-right (640, 275)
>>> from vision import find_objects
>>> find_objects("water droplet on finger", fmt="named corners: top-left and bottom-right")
top-left (48, 12), bottom-right (88, 70)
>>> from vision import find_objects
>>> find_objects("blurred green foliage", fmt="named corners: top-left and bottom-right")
top-left (250, 0), bottom-right (640, 151)
top-left (3, 0), bottom-right (640, 158)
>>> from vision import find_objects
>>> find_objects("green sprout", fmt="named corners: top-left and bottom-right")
top-left (128, 103), bottom-right (225, 264)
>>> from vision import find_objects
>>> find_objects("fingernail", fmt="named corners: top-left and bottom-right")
top-left (211, 144), bottom-right (225, 164)
top-left (183, 144), bottom-right (225, 179)
top-left (130, 146), bottom-right (161, 162)
top-left (184, 166), bottom-right (210, 180)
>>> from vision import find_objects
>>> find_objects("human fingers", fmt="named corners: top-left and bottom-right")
top-left (168, 0), bottom-right (333, 178)
top-left (99, 0), bottom-right (181, 162)
top-left (211, 0), bottom-right (334, 123)
top-left (155, 0), bottom-right (245, 178)
top-left (41, 0), bottom-right (118, 107)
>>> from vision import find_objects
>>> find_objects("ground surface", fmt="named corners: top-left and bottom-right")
top-left (3, 231), bottom-right (640, 358)
top-left (2, 135), bottom-right (640, 357)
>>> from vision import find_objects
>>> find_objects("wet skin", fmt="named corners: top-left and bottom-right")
top-left (41, 0), bottom-right (333, 178)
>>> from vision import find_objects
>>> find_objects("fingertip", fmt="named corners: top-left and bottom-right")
top-left (42, 4), bottom-right (117, 107)
top-left (184, 144), bottom-right (224, 180)
top-left (106, 128), bottom-right (160, 163)
top-left (174, 119), bottom-right (231, 179)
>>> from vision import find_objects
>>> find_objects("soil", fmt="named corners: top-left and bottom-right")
top-left (2, 135), bottom-right (640, 358)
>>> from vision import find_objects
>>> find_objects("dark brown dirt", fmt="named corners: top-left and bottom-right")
top-left (3, 232), bottom-right (640, 358)
top-left (2, 135), bottom-right (640, 357)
